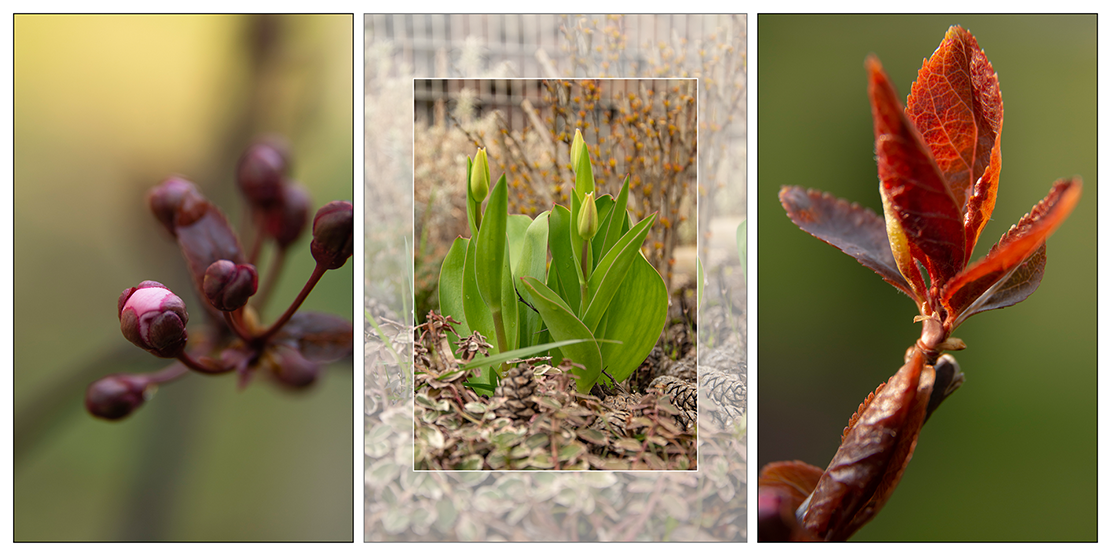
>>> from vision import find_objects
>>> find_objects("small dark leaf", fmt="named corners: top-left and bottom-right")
top-left (176, 203), bottom-right (245, 291)
top-left (275, 311), bottom-right (354, 362)
top-left (779, 186), bottom-right (915, 299)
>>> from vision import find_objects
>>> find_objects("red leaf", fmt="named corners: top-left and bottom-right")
top-left (869, 56), bottom-right (966, 294)
top-left (759, 461), bottom-right (825, 542)
top-left (779, 186), bottom-right (915, 300)
top-left (906, 25), bottom-right (1003, 258)
top-left (801, 349), bottom-right (934, 541)
top-left (942, 178), bottom-right (1081, 328)
top-left (759, 460), bottom-right (825, 509)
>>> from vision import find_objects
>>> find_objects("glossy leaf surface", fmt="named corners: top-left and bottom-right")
top-left (869, 56), bottom-right (966, 292)
top-left (906, 25), bottom-right (1002, 257)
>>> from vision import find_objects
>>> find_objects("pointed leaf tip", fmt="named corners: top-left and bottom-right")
top-left (869, 52), bottom-right (966, 294)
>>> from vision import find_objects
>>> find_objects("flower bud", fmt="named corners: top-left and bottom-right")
top-left (86, 374), bottom-right (152, 420)
top-left (578, 191), bottom-right (599, 240)
top-left (470, 147), bottom-right (490, 203)
top-left (570, 128), bottom-right (585, 172)
top-left (118, 281), bottom-right (189, 358)
top-left (203, 260), bottom-right (259, 312)
top-left (310, 201), bottom-right (353, 270)
top-left (263, 180), bottom-right (311, 248)
top-left (237, 140), bottom-right (290, 208)
top-left (269, 345), bottom-right (321, 389)
top-left (148, 177), bottom-right (206, 237)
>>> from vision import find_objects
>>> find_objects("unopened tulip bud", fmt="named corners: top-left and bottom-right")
top-left (263, 181), bottom-right (311, 248)
top-left (310, 201), bottom-right (353, 270)
top-left (86, 374), bottom-right (153, 420)
top-left (570, 129), bottom-right (585, 172)
top-left (148, 177), bottom-right (206, 236)
top-left (118, 281), bottom-right (189, 358)
top-left (203, 260), bottom-right (259, 312)
top-left (237, 140), bottom-right (290, 208)
top-left (470, 147), bottom-right (490, 203)
top-left (578, 191), bottom-right (599, 240)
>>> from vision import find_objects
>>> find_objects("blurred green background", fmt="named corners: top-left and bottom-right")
top-left (14, 15), bottom-right (354, 540)
top-left (758, 15), bottom-right (1095, 541)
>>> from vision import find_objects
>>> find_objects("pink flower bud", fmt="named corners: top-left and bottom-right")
top-left (203, 260), bottom-right (259, 312)
top-left (118, 281), bottom-right (189, 358)
top-left (263, 180), bottom-right (311, 248)
top-left (147, 177), bottom-right (206, 237)
top-left (310, 201), bottom-right (353, 270)
top-left (86, 374), bottom-right (152, 420)
top-left (237, 140), bottom-right (290, 208)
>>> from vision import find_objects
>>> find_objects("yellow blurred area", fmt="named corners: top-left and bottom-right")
top-left (15, 14), bottom-right (354, 541)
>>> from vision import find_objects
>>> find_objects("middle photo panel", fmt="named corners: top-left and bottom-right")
top-left (413, 78), bottom-right (699, 471)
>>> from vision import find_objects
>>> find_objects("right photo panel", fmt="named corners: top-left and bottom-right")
top-left (758, 14), bottom-right (1095, 541)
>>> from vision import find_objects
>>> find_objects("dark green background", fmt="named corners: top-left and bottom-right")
top-left (758, 15), bottom-right (1095, 541)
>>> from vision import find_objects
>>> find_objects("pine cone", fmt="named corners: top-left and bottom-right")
top-left (650, 375), bottom-right (697, 428)
top-left (494, 365), bottom-right (538, 419)
top-left (700, 366), bottom-right (746, 425)
top-left (665, 358), bottom-right (697, 382)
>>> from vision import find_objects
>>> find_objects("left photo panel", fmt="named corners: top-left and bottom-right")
top-left (14, 14), bottom-right (355, 541)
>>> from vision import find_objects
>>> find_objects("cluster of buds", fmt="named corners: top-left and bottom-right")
top-left (86, 139), bottom-right (353, 421)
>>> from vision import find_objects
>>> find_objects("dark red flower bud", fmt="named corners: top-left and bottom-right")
top-left (237, 140), bottom-right (290, 208)
top-left (86, 374), bottom-right (152, 420)
top-left (310, 201), bottom-right (353, 270)
top-left (118, 281), bottom-right (189, 358)
top-left (263, 180), bottom-right (311, 248)
top-left (203, 260), bottom-right (259, 312)
top-left (269, 345), bottom-right (321, 389)
top-left (148, 177), bottom-right (206, 237)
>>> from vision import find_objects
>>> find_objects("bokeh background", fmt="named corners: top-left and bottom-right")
top-left (758, 15), bottom-right (1096, 541)
top-left (14, 15), bottom-right (354, 541)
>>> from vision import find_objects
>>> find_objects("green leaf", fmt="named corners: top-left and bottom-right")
top-left (590, 194), bottom-right (616, 263)
top-left (582, 213), bottom-right (657, 332)
top-left (506, 214), bottom-right (533, 271)
top-left (513, 212), bottom-right (550, 348)
top-left (476, 175), bottom-right (509, 313)
top-left (438, 237), bottom-right (471, 339)
top-left (598, 175), bottom-right (631, 259)
top-left (460, 338), bottom-right (609, 371)
top-left (462, 234), bottom-right (494, 352)
top-left (464, 156), bottom-right (479, 238)
top-left (737, 218), bottom-right (747, 281)
top-left (574, 142), bottom-right (595, 202)
top-left (520, 277), bottom-right (602, 393)
top-left (548, 204), bottom-right (581, 313)
top-left (595, 253), bottom-right (667, 385)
